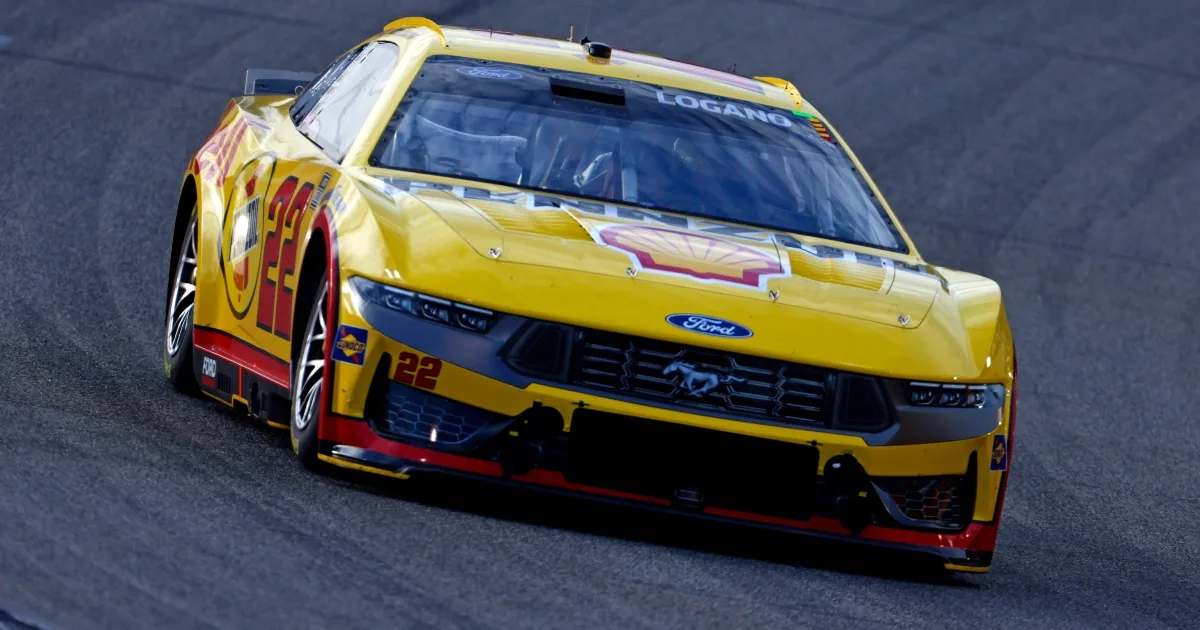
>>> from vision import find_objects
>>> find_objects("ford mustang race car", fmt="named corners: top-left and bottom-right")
top-left (163, 17), bottom-right (1017, 573)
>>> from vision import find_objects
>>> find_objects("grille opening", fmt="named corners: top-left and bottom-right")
top-left (834, 375), bottom-right (891, 431)
top-left (872, 457), bottom-right (977, 531)
top-left (374, 381), bottom-right (508, 448)
top-left (564, 328), bottom-right (834, 427)
top-left (502, 323), bottom-right (896, 432)
top-left (566, 410), bottom-right (819, 519)
top-left (506, 322), bottom-right (571, 380)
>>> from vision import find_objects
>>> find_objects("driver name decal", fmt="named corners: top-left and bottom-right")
top-left (655, 91), bottom-right (793, 128)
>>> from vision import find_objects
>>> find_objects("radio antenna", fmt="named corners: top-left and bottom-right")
top-left (583, 0), bottom-right (594, 42)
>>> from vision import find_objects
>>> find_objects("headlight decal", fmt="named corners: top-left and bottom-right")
top-left (907, 382), bottom-right (1005, 409)
top-left (349, 276), bottom-right (498, 333)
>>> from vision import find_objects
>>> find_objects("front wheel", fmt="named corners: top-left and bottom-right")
top-left (290, 272), bottom-right (328, 469)
top-left (164, 209), bottom-right (199, 395)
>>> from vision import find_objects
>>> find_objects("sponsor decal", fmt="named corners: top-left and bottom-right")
top-left (596, 224), bottom-right (788, 290)
top-left (220, 155), bottom-right (276, 319)
top-left (656, 91), bottom-right (793, 128)
top-left (375, 176), bottom-right (941, 284)
top-left (665, 314), bottom-right (753, 339)
top-left (321, 187), bottom-right (347, 215)
top-left (664, 361), bottom-right (744, 397)
top-left (201, 355), bottom-right (218, 388)
top-left (794, 111), bottom-right (834, 143)
top-left (332, 324), bottom-right (368, 365)
top-left (456, 66), bottom-right (523, 80)
top-left (310, 172), bottom-right (331, 211)
top-left (196, 118), bottom-right (249, 186)
top-left (991, 434), bottom-right (1008, 471)
top-left (228, 196), bottom-right (262, 291)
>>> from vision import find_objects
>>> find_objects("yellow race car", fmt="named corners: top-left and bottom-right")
top-left (163, 17), bottom-right (1017, 573)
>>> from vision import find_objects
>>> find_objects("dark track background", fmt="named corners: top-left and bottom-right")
top-left (2, 1), bottom-right (1199, 628)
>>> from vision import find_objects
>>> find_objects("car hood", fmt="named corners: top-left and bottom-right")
top-left (374, 175), bottom-right (940, 330)
top-left (349, 173), bottom-right (1005, 381)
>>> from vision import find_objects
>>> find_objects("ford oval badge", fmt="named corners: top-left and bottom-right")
top-left (456, 66), bottom-right (524, 80)
top-left (665, 314), bottom-right (753, 339)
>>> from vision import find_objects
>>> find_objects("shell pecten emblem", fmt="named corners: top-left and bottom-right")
top-left (219, 154), bottom-right (276, 320)
top-left (596, 224), bottom-right (788, 290)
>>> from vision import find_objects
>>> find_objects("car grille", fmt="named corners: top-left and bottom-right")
top-left (566, 410), bottom-right (820, 519)
top-left (567, 329), bottom-right (835, 427)
top-left (376, 381), bottom-right (505, 446)
top-left (873, 475), bottom-right (971, 530)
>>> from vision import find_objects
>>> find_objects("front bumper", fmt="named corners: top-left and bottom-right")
top-left (318, 413), bottom-right (999, 571)
top-left (321, 287), bottom-right (1012, 573)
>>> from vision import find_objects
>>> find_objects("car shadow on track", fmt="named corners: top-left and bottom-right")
top-left (258, 427), bottom-right (982, 587)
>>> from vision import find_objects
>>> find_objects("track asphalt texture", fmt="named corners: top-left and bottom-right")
top-left (2, 1), bottom-right (1199, 628)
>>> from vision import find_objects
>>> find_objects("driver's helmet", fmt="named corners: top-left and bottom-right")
top-left (671, 136), bottom-right (697, 166)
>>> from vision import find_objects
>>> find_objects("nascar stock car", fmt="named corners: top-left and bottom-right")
top-left (163, 17), bottom-right (1017, 573)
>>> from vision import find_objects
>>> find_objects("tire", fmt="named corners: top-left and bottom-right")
top-left (290, 271), bottom-right (328, 469)
top-left (164, 208), bottom-right (200, 395)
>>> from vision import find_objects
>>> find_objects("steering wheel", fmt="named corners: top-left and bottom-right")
top-left (433, 156), bottom-right (479, 178)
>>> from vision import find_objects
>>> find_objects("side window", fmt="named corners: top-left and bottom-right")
top-left (295, 42), bottom-right (400, 162)
top-left (290, 47), bottom-right (363, 125)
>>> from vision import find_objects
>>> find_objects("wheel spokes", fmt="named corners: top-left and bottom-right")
top-left (165, 218), bottom-right (199, 356)
top-left (293, 287), bottom-right (328, 431)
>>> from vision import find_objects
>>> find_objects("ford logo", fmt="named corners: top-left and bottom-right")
top-left (665, 314), bottom-right (753, 339)
top-left (456, 66), bottom-right (523, 80)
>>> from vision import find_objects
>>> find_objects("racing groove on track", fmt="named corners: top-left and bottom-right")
top-left (1, 0), bottom-right (1198, 627)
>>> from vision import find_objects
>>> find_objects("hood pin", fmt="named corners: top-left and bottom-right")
top-left (626, 267), bottom-right (638, 277)
top-left (768, 289), bottom-right (780, 302)
top-left (897, 314), bottom-right (911, 325)
top-left (487, 247), bottom-right (502, 259)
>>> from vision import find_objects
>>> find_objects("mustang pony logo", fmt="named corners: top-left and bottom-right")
top-left (664, 362), bottom-right (744, 397)
top-left (596, 224), bottom-right (787, 290)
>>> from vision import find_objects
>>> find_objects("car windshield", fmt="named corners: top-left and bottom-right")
top-left (370, 55), bottom-right (904, 251)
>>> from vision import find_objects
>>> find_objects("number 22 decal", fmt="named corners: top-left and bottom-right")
top-left (255, 175), bottom-right (313, 340)
top-left (394, 352), bottom-right (442, 390)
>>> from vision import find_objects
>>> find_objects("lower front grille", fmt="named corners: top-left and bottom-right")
top-left (375, 381), bottom-right (507, 447)
top-left (565, 410), bottom-right (820, 519)
top-left (568, 329), bottom-right (835, 428)
top-left (872, 475), bottom-right (972, 530)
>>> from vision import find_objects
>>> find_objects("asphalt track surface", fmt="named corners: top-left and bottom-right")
top-left (2, 1), bottom-right (1200, 628)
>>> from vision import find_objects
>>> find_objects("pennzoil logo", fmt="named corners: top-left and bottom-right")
top-left (332, 325), bottom-right (368, 365)
top-left (220, 154), bottom-right (276, 319)
top-left (596, 224), bottom-right (788, 290)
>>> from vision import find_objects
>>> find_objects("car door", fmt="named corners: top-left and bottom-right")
top-left (236, 41), bottom-right (402, 367)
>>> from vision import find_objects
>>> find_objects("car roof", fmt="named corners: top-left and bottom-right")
top-left (377, 20), bottom-right (810, 114)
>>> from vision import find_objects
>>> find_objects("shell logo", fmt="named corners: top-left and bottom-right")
top-left (597, 224), bottom-right (786, 289)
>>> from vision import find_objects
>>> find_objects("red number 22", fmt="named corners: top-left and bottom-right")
top-left (394, 352), bottom-right (442, 390)
top-left (256, 176), bottom-right (312, 340)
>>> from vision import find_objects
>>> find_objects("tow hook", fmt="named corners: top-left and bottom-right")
top-left (824, 454), bottom-right (873, 535)
top-left (498, 403), bottom-right (563, 479)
